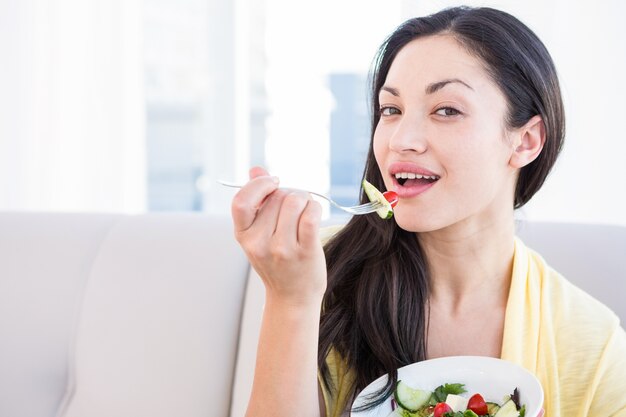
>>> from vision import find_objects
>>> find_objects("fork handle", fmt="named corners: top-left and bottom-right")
top-left (218, 180), bottom-right (340, 208)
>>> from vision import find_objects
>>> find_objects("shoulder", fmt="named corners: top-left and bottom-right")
top-left (520, 241), bottom-right (626, 413)
top-left (515, 237), bottom-right (621, 363)
top-left (540, 259), bottom-right (620, 355)
top-left (522, 239), bottom-right (620, 330)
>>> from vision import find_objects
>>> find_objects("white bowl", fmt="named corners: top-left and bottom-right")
top-left (351, 356), bottom-right (543, 416)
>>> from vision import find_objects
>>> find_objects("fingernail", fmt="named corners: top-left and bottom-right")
top-left (271, 176), bottom-right (280, 184)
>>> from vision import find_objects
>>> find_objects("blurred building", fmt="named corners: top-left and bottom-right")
top-left (143, 0), bottom-right (267, 212)
top-left (328, 73), bottom-right (370, 216)
top-left (143, 0), bottom-right (209, 211)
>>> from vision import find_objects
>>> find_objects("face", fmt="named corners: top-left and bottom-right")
top-left (373, 34), bottom-right (519, 233)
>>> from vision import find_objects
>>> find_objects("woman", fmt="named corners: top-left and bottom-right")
top-left (230, 6), bottom-right (626, 417)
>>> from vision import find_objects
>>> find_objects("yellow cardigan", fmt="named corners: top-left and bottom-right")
top-left (319, 237), bottom-right (626, 416)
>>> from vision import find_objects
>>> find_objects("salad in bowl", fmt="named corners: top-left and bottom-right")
top-left (350, 356), bottom-right (543, 417)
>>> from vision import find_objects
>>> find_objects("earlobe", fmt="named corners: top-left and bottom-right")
top-left (509, 115), bottom-right (546, 169)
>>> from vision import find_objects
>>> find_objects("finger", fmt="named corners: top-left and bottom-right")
top-left (297, 198), bottom-right (322, 249)
top-left (274, 191), bottom-right (310, 248)
top-left (231, 175), bottom-right (280, 232)
top-left (249, 166), bottom-right (269, 179)
top-left (248, 188), bottom-right (290, 240)
top-left (248, 166), bottom-right (277, 208)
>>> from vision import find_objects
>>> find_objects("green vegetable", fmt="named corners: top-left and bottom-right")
top-left (430, 383), bottom-right (467, 405)
top-left (493, 399), bottom-right (519, 417)
top-left (443, 411), bottom-right (479, 417)
top-left (389, 408), bottom-right (419, 417)
top-left (394, 380), bottom-right (432, 412)
top-left (362, 179), bottom-right (394, 219)
top-left (487, 402), bottom-right (501, 414)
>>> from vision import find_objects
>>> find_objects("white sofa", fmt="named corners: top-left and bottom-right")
top-left (0, 212), bottom-right (624, 417)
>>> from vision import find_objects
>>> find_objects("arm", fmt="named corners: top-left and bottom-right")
top-left (247, 294), bottom-right (322, 417)
top-left (231, 167), bottom-right (326, 417)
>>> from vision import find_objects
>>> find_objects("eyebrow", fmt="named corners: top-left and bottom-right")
top-left (426, 78), bottom-right (474, 94)
top-left (380, 85), bottom-right (400, 96)
top-left (380, 78), bottom-right (474, 97)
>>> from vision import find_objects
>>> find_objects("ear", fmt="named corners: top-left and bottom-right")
top-left (509, 115), bottom-right (546, 169)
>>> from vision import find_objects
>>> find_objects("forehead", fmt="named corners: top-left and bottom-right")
top-left (385, 34), bottom-right (494, 92)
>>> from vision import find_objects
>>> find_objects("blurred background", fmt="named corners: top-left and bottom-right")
top-left (1, 0), bottom-right (624, 225)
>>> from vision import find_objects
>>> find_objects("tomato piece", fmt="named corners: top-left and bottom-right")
top-left (467, 393), bottom-right (488, 415)
top-left (433, 402), bottom-right (453, 417)
top-left (382, 191), bottom-right (398, 208)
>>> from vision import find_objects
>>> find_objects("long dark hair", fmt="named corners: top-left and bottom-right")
top-left (318, 5), bottom-right (565, 411)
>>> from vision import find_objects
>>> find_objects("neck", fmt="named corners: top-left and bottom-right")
top-left (418, 211), bottom-right (516, 313)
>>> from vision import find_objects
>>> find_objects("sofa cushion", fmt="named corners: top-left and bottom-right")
top-left (57, 213), bottom-right (249, 417)
top-left (0, 212), bottom-right (122, 417)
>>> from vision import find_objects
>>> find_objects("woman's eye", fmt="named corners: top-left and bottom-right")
top-left (380, 106), bottom-right (401, 116)
top-left (434, 107), bottom-right (461, 116)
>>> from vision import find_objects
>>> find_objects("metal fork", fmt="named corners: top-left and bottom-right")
top-left (217, 180), bottom-right (382, 215)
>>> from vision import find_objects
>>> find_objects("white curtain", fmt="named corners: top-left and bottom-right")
top-left (0, 0), bottom-right (146, 213)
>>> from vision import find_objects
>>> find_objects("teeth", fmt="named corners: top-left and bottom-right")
top-left (394, 172), bottom-right (439, 180)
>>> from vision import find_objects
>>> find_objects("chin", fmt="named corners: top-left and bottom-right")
top-left (392, 207), bottom-right (442, 233)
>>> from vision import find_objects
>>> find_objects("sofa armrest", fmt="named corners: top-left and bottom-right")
top-left (230, 268), bottom-right (265, 417)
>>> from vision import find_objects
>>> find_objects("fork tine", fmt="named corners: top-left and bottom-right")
top-left (345, 202), bottom-right (382, 215)
top-left (350, 203), bottom-right (375, 212)
top-left (305, 192), bottom-right (377, 214)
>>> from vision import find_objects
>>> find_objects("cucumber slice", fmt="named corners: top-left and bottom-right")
top-left (493, 399), bottom-right (519, 417)
top-left (362, 179), bottom-right (394, 219)
top-left (487, 402), bottom-right (501, 415)
top-left (393, 380), bottom-right (431, 412)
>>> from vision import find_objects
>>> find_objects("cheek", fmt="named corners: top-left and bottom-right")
top-left (449, 124), bottom-right (511, 170)
top-left (372, 129), bottom-right (387, 166)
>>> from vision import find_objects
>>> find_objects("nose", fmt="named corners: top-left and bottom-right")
top-left (388, 116), bottom-right (428, 154)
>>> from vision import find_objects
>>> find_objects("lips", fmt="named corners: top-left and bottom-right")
top-left (388, 162), bottom-right (440, 198)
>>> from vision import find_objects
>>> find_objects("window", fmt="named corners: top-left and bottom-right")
top-left (3, 0), bottom-right (623, 225)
